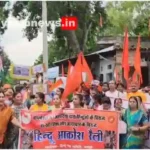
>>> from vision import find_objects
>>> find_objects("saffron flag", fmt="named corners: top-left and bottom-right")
top-left (114, 66), bottom-right (119, 83)
top-left (62, 53), bottom-right (82, 99)
top-left (132, 71), bottom-right (138, 83)
top-left (122, 28), bottom-right (130, 82)
top-left (133, 35), bottom-right (143, 84)
top-left (81, 52), bottom-right (93, 85)
top-left (49, 79), bottom-right (63, 92)
top-left (61, 64), bottom-right (65, 77)
top-left (67, 60), bottom-right (74, 76)
top-left (114, 66), bottom-right (121, 83)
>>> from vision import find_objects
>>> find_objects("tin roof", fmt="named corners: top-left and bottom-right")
top-left (53, 45), bottom-right (115, 64)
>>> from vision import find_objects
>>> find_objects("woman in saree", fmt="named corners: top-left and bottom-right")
top-left (121, 96), bottom-right (149, 149)
top-left (4, 92), bottom-right (27, 149)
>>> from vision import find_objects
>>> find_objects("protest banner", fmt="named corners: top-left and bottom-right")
top-left (32, 84), bottom-right (48, 95)
top-left (32, 64), bottom-right (45, 75)
top-left (19, 109), bottom-right (119, 149)
top-left (47, 66), bottom-right (59, 79)
top-left (10, 64), bottom-right (32, 80)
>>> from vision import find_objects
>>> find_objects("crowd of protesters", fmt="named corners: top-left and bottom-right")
top-left (0, 80), bottom-right (150, 149)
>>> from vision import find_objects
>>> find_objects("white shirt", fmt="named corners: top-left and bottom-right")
top-left (69, 102), bottom-right (74, 109)
top-left (118, 120), bottom-right (127, 134)
top-left (105, 90), bottom-right (126, 108)
top-left (97, 105), bottom-right (115, 111)
top-left (89, 96), bottom-right (94, 108)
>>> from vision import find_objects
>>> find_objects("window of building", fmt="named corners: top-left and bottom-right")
top-left (107, 73), bottom-right (113, 81)
top-left (101, 66), bottom-right (103, 71)
top-left (107, 64), bottom-right (112, 69)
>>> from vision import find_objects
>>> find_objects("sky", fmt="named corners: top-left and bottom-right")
top-left (1, 1), bottom-right (107, 67)
top-left (1, 15), bottom-right (43, 66)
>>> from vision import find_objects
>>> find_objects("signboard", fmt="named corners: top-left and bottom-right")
top-left (19, 109), bottom-right (119, 149)
top-left (32, 64), bottom-right (45, 75)
top-left (91, 80), bottom-right (100, 86)
top-left (47, 66), bottom-right (59, 79)
top-left (32, 84), bottom-right (48, 95)
top-left (10, 64), bottom-right (32, 80)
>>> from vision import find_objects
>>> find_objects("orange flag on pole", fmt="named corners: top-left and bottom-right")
top-left (62, 52), bottom-right (82, 100)
top-left (133, 35), bottom-right (143, 84)
top-left (114, 66), bottom-right (119, 83)
top-left (81, 52), bottom-right (93, 85)
top-left (67, 60), bottom-right (73, 76)
top-left (132, 71), bottom-right (138, 83)
top-left (49, 79), bottom-right (63, 92)
top-left (122, 28), bottom-right (130, 82)
top-left (61, 64), bottom-right (65, 77)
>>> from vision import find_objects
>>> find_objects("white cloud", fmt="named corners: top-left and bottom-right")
top-left (1, 16), bottom-right (43, 66)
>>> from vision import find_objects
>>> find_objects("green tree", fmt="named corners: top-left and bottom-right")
top-left (12, 1), bottom-right (108, 65)
top-left (0, 1), bottom-right (10, 35)
top-left (0, 48), bottom-right (13, 85)
top-left (103, 1), bottom-right (150, 36)
top-left (4, 74), bottom-right (14, 85)
top-left (34, 40), bottom-right (64, 67)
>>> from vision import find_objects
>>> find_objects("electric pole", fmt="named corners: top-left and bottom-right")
top-left (42, 1), bottom-right (48, 71)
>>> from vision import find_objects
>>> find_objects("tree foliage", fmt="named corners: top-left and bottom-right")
top-left (34, 40), bottom-right (66, 67)
top-left (0, 1), bottom-right (10, 35)
top-left (0, 47), bottom-right (13, 84)
top-left (12, 1), bottom-right (108, 67)
top-left (0, 1), bottom-right (12, 84)
top-left (103, 1), bottom-right (150, 36)
top-left (12, 1), bottom-right (150, 67)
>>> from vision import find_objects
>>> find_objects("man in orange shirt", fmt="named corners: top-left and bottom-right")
top-left (127, 82), bottom-right (146, 102)
top-left (0, 91), bottom-right (23, 148)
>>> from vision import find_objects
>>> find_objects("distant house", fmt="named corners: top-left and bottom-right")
top-left (53, 36), bottom-right (150, 86)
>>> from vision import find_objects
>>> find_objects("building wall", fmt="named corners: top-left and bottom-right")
top-left (116, 50), bottom-right (147, 67)
top-left (91, 60), bottom-right (100, 78)
top-left (93, 57), bottom-right (115, 82)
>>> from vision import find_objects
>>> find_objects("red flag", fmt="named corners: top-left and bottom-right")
top-left (133, 35), bottom-right (143, 84)
top-left (122, 28), bottom-right (130, 82)
top-left (61, 64), bottom-right (64, 77)
top-left (81, 52), bottom-right (93, 85)
top-left (62, 53), bottom-right (82, 100)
